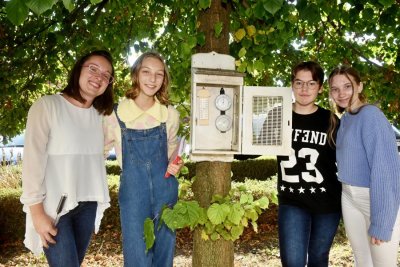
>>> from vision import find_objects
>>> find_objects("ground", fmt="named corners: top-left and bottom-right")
top-left (0, 205), bottom-right (359, 266)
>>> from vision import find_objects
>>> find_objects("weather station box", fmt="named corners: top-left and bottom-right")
top-left (190, 52), bottom-right (292, 162)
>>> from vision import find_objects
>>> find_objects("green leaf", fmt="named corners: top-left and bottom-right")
top-left (196, 33), bottom-right (206, 46)
top-left (237, 61), bottom-right (247, 72)
top-left (270, 192), bottom-right (278, 205)
top-left (227, 203), bottom-right (245, 225)
top-left (378, 0), bottom-right (394, 7)
top-left (231, 225), bottom-right (244, 240)
top-left (207, 203), bottom-right (230, 225)
top-left (201, 229), bottom-right (209, 240)
top-left (62, 0), bottom-right (74, 12)
top-left (214, 22), bottom-right (223, 38)
top-left (162, 201), bottom-right (202, 230)
top-left (6, 0), bottom-right (29, 25)
top-left (90, 0), bottom-right (103, 4)
top-left (298, 3), bottom-right (320, 24)
top-left (245, 209), bottom-right (258, 221)
top-left (253, 60), bottom-right (265, 72)
top-left (254, 1), bottom-right (267, 19)
top-left (246, 25), bottom-right (256, 37)
top-left (234, 28), bottom-right (246, 41)
top-left (210, 232), bottom-right (220, 241)
top-left (251, 221), bottom-right (258, 232)
top-left (26, 0), bottom-right (56, 15)
top-left (218, 227), bottom-right (231, 240)
top-left (240, 193), bottom-right (253, 204)
top-left (180, 42), bottom-right (192, 58)
top-left (263, 0), bottom-right (284, 15)
top-left (254, 196), bottom-right (269, 209)
top-left (143, 218), bottom-right (155, 253)
top-left (187, 36), bottom-right (197, 48)
top-left (362, 8), bottom-right (374, 20)
top-left (180, 165), bottom-right (189, 175)
top-left (198, 0), bottom-right (211, 9)
top-left (238, 47), bottom-right (247, 58)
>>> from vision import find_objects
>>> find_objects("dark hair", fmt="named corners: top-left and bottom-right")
top-left (125, 51), bottom-right (170, 105)
top-left (328, 65), bottom-right (367, 115)
top-left (61, 50), bottom-right (114, 115)
top-left (292, 61), bottom-right (338, 148)
top-left (291, 61), bottom-right (324, 85)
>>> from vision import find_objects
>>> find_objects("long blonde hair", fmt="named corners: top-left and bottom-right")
top-left (328, 65), bottom-right (367, 115)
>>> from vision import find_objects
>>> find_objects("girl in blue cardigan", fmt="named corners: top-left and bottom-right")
top-left (329, 66), bottom-right (400, 267)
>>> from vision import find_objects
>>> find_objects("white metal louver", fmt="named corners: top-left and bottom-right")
top-left (241, 86), bottom-right (292, 156)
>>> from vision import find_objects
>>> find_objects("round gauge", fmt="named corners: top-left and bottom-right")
top-left (215, 94), bottom-right (232, 111)
top-left (215, 114), bottom-right (232, 132)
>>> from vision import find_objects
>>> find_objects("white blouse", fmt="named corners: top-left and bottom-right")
top-left (20, 94), bottom-right (110, 255)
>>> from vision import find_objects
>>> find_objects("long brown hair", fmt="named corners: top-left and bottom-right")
top-left (125, 51), bottom-right (170, 105)
top-left (61, 50), bottom-right (114, 115)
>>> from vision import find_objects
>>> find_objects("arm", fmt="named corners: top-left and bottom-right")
top-left (103, 111), bottom-right (122, 165)
top-left (29, 203), bottom-right (57, 248)
top-left (20, 97), bottom-right (57, 247)
top-left (21, 98), bottom-right (50, 205)
top-left (363, 108), bottom-right (400, 242)
top-left (166, 107), bottom-right (183, 176)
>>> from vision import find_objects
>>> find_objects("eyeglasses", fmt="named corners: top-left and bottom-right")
top-left (83, 64), bottom-right (114, 84)
top-left (293, 80), bottom-right (319, 90)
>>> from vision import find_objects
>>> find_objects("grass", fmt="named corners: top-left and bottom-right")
top-left (0, 164), bottom-right (22, 189)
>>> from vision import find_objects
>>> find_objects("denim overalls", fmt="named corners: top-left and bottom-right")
top-left (115, 108), bottom-right (178, 267)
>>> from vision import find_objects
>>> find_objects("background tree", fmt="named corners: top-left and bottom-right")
top-left (2, 0), bottom-right (400, 140)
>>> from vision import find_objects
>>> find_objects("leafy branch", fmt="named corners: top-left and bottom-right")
top-left (143, 173), bottom-right (278, 252)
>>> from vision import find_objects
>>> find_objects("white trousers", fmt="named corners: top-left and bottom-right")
top-left (342, 184), bottom-right (400, 267)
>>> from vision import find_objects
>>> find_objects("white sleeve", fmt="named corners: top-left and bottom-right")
top-left (167, 106), bottom-right (180, 160)
top-left (20, 97), bottom-right (51, 206)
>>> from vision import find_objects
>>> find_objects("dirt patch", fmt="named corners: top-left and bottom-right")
top-left (0, 205), bottom-right (356, 267)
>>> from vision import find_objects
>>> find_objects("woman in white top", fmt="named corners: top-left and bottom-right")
top-left (20, 50), bottom-right (114, 266)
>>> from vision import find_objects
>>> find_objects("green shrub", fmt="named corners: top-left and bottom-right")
top-left (105, 158), bottom-right (278, 182)
top-left (0, 188), bottom-right (24, 243)
top-left (232, 158), bottom-right (277, 182)
top-left (184, 158), bottom-right (278, 182)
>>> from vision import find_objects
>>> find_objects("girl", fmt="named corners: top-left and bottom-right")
top-left (271, 61), bottom-right (342, 267)
top-left (329, 65), bottom-right (400, 267)
top-left (104, 51), bottom-right (182, 267)
top-left (20, 50), bottom-right (114, 266)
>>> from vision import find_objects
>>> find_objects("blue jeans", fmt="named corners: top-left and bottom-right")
top-left (44, 201), bottom-right (97, 267)
top-left (278, 204), bottom-right (341, 267)
top-left (116, 114), bottom-right (178, 267)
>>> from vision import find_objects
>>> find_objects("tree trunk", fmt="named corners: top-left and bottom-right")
top-left (196, 0), bottom-right (230, 54)
top-left (192, 162), bottom-right (233, 267)
top-left (193, 2), bottom-right (233, 266)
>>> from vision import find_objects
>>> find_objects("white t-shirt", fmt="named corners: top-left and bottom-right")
top-left (20, 94), bottom-right (110, 255)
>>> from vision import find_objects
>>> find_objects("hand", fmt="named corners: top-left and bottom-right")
top-left (166, 158), bottom-right (184, 177)
top-left (30, 203), bottom-right (58, 248)
top-left (371, 236), bottom-right (383, 245)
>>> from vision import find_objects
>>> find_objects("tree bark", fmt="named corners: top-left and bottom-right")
top-left (192, 162), bottom-right (233, 267)
top-left (196, 0), bottom-right (230, 54)
top-left (192, 2), bottom-right (233, 266)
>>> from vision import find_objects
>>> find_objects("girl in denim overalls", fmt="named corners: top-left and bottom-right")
top-left (104, 51), bottom-right (183, 267)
